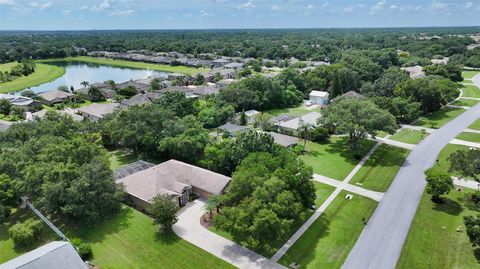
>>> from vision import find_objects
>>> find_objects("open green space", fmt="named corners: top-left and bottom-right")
top-left (350, 144), bottom-right (409, 192)
top-left (300, 137), bottom-right (376, 180)
top-left (397, 189), bottom-right (480, 269)
top-left (313, 181), bottom-right (336, 208)
top-left (461, 84), bottom-right (480, 98)
top-left (265, 104), bottom-right (318, 116)
top-left (415, 107), bottom-right (466, 129)
top-left (278, 191), bottom-right (378, 269)
top-left (389, 129), bottom-right (429, 144)
top-left (0, 61), bottom-right (19, 72)
top-left (40, 56), bottom-right (208, 76)
top-left (469, 119), bottom-right (480, 130)
top-left (462, 70), bottom-right (480, 79)
top-left (456, 132), bottom-right (480, 143)
top-left (434, 144), bottom-right (470, 174)
top-left (452, 98), bottom-right (480, 107)
top-left (0, 63), bottom-right (65, 93)
top-left (0, 206), bottom-right (234, 269)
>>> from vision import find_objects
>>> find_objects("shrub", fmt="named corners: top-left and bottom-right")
top-left (71, 238), bottom-right (93, 260)
top-left (8, 218), bottom-right (43, 246)
top-left (0, 205), bottom-right (11, 223)
top-left (310, 127), bottom-right (330, 143)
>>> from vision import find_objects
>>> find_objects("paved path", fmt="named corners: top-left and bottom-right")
top-left (312, 174), bottom-right (384, 202)
top-left (450, 138), bottom-right (480, 148)
top-left (465, 128), bottom-right (480, 134)
top-left (400, 124), bottom-right (435, 133)
top-left (460, 96), bottom-right (480, 100)
top-left (173, 199), bottom-right (286, 269)
top-left (374, 136), bottom-right (415, 150)
top-left (342, 73), bottom-right (480, 269)
top-left (271, 142), bottom-right (382, 262)
top-left (447, 104), bottom-right (470, 110)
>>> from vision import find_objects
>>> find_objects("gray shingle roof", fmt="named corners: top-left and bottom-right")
top-left (218, 123), bottom-right (251, 133)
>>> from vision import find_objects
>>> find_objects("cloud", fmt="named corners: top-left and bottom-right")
top-left (369, 0), bottom-right (386, 15)
top-left (29, 1), bottom-right (52, 11)
top-left (109, 9), bottom-right (135, 16)
top-left (79, 5), bottom-right (89, 10)
top-left (61, 9), bottom-right (71, 15)
top-left (238, 1), bottom-right (254, 10)
top-left (464, 1), bottom-right (473, 9)
top-left (92, 0), bottom-right (113, 12)
top-left (344, 5), bottom-right (355, 13)
top-left (200, 9), bottom-right (213, 16)
top-left (271, 5), bottom-right (279, 11)
top-left (0, 0), bottom-right (15, 6)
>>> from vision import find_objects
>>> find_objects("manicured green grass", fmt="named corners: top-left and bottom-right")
top-left (461, 84), bottom-right (480, 98)
top-left (265, 104), bottom-right (318, 116)
top-left (279, 191), bottom-right (378, 269)
top-left (0, 206), bottom-right (235, 269)
top-left (300, 137), bottom-right (376, 180)
top-left (389, 129), bottom-right (429, 144)
top-left (0, 61), bottom-right (19, 72)
top-left (462, 70), bottom-right (480, 79)
top-left (313, 181), bottom-right (336, 208)
top-left (40, 56), bottom-right (209, 76)
top-left (451, 98), bottom-right (479, 107)
top-left (456, 132), bottom-right (480, 143)
top-left (350, 144), bottom-right (409, 192)
top-left (375, 130), bottom-right (389, 138)
top-left (415, 107), bottom-right (466, 129)
top-left (397, 189), bottom-right (480, 269)
top-left (0, 63), bottom-right (65, 93)
top-left (434, 144), bottom-right (470, 174)
top-left (470, 119), bottom-right (480, 130)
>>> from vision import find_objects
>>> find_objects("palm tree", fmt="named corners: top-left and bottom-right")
top-left (105, 80), bottom-right (116, 90)
top-left (203, 201), bottom-right (215, 221)
top-left (208, 195), bottom-right (221, 213)
top-left (299, 119), bottom-right (314, 150)
top-left (80, 81), bottom-right (89, 88)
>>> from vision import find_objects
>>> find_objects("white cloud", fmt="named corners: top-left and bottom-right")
top-left (321, 2), bottom-right (329, 9)
top-left (200, 9), bottom-right (213, 16)
top-left (369, 0), bottom-right (386, 15)
top-left (464, 1), bottom-right (473, 9)
top-left (271, 5), bottom-right (279, 11)
top-left (0, 0), bottom-right (15, 6)
top-left (29, 1), bottom-right (52, 11)
top-left (109, 9), bottom-right (134, 16)
top-left (344, 5), bottom-right (355, 12)
top-left (238, 1), bottom-right (254, 10)
top-left (92, 0), bottom-right (113, 12)
top-left (79, 5), bottom-right (89, 10)
top-left (61, 9), bottom-right (71, 15)
top-left (307, 4), bottom-right (315, 9)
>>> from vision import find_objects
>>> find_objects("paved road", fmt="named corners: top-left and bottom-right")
top-left (342, 74), bottom-right (480, 269)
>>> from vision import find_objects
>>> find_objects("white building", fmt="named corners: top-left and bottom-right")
top-left (309, 91), bottom-right (329, 106)
top-left (278, 112), bottom-right (321, 136)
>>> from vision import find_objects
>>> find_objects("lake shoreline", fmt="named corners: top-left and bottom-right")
top-left (0, 63), bottom-right (66, 94)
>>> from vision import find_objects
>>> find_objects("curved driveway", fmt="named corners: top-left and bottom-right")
top-left (342, 74), bottom-right (480, 269)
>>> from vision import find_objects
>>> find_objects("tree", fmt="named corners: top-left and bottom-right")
top-left (253, 113), bottom-right (272, 131)
top-left (464, 215), bottom-right (480, 247)
top-left (150, 78), bottom-right (160, 91)
top-left (80, 81), bottom-right (89, 88)
top-left (424, 63), bottom-right (463, 82)
top-left (87, 86), bottom-right (105, 101)
top-left (449, 149), bottom-right (480, 181)
top-left (322, 97), bottom-right (396, 153)
top-left (117, 86), bottom-right (137, 97)
top-left (425, 168), bottom-right (453, 202)
top-left (299, 121), bottom-right (314, 149)
top-left (148, 194), bottom-right (179, 234)
top-left (57, 85), bottom-right (69, 92)
top-left (194, 74), bottom-right (205, 86)
top-left (0, 99), bottom-right (12, 115)
top-left (105, 80), bottom-right (116, 90)
top-left (21, 90), bottom-right (36, 98)
top-left (239, 110), bottom-right (247, 125)
top-left (70, 85), bottom-right (75, 93)
top-left (371, 96), bottom-right (421, 124)
top-left (310, 126), bottom-right (330, 143)
top-left (0, 174), bottom-right (16, 222)
top-left (8, 218), bottom-right (43, 247)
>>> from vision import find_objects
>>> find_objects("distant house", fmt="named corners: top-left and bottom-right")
top-left (309, 90), bottom-right (329, 106)
top-left (160, 86), bottom-right (197, 98)
top-left (211, 58), bottom-right (230, 68)
top-left (218, 123), bottom-right (251, 136)
top-left (116, 81), bottom-right (149, 93)
top-left (333, 91), bottom-right (366, 101)
top-left (27, 109), bottom-right (83, 122)
top-left (278, 112), bottom-right (321, 136)
top-left (205, 69), bottom-right (236, 82)
top-left (268, 114), bottom-right (296, 125)
top-left (0, 94), bottom-right (40, 109)
top-left (267, 132), bottom-right (298, 147)
top-left (243, 109), bottom-right (260, 123)
top-left (401, 65), bottom-right (426, 79)
top-left (38, 90), bottom-right (76, 106)
top-left (0, 241), bottom-right (87, 269)
top-left (117, 159), bottom-right (231, 209)
top-left (77, 103), bottom-right (117, 121)
top-left (216, 79), bottom-right (237, 89)
top-left (223, 62), bottom-right (244, 69)
top-left (120, 92), bottom-right (162, 108)
top-left (75, 86), bottom-right (115, 101)
top-left (167, 73), bottom-right (187, 81)
top-left (192, 84), bottom-right (219, 96)
top-left (431, 57), bottom-right (449, 65)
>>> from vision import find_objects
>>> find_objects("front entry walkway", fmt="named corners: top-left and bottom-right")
top-left (173, 199), bottom-right (286, 269)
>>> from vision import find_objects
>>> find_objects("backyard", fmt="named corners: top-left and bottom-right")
top-left (350, 144), bottom-right (409, 192)
top-left (389, 129), bottom-right (429, 144)
top-left (462, 70), bottom-right (480, 79)
top-left (278, 191), bottom-right (378, 269)
top-left (265, 103), bottom-right (318, 116)
top-left (0, 206), bottom-right (235, 269)
top-left (0, 63), bottom-right (65, 93)
top-left (397, 189), bottom-right (480, 269)
top-left (300, 137), bottom-right (376, 180)
top-left (414, 107), bottom-right (466, 129)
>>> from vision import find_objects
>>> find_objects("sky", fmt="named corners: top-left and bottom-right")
top-left (0, 0), bottom-right (479, 30)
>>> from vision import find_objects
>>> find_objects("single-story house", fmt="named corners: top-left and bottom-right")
top-left (117, 159), bottom-right (231, 209)
top-left (204, 69), bottom-right (236, 82)
top-left (211, 58), bottom-right (230, 68)
top-left (116, 81), bottom-right (150, 93)
top-left (218, 123), bottom-right (251, 136)
top-left (431, 57), bottom-right (449, 65)
top-left (278, 112), bottom-right (321, 136)
top-left (243, 109), bottom-right (260, 123)
top-left (38, 90), bottom-right (76, 105)
top-left (192, 84), bottom-right (219, 96)
top-left (27, 109), bottom-right (83, 122)
top-left (268, 114), bottom-right (296, 125)
top-left (216, 79), bottom-right (237, 89)
top-left (77, 103), bottom-right (117, 121)
top-left (0, 241), bottom-right (87, 269)
top-left (75, 87), bottom-right (115, 101)
top-left (0, 94), bottom-right (41, 109)
top-left (267, 132), bottom-right (298, 147)
top-left (120, 92), bottom-right (163, 108)
top-left (309, 90), bottom-right (329, 106)
top-left (167, 73), bottom-right (187, 81)
top-left (223, 62), bottom-right (244, 69)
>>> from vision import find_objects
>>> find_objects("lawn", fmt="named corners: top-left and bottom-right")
top-left (452, 98), bottom-right (479, 107)
top-left (300, 137), bottom-right (376, 180)
top-left (0, 206), bottom-right (235, 269)
top-left (0, 63), bottom-right (65, 93)
top-left (460, 84), bottom-right (480, 98)
top-left (40, 56), bottom-right (209, 76)
top-left (278, 191), bottom-right (378, 269)
top-left (350, 144), bottom-right (409, 192)
top-left (313, 181), bottom-right (337, 208)
top-left (456, 132), bottom-right (480, 143)
top-left (434, 144), bottom-right (470, 174)
top-left (265, 104), bottom-right (318, 116)
top-left (0, 61), bottom-right (19, 72)
top-left (470, 119), bottom-right (480, 130)
top-left (389, 129), bottom-right (429, 144)
top-left (108, 149), bottom-right (162, 170)
top-left (415, 107), bottom-right (466, 129)
top-left (462, 70), bottom-right (480, 79)
top-left (397, 189), bottom-right (480, 269)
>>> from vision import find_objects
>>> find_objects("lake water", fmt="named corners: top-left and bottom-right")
top-left (19, 61), bottom-right (168, 94)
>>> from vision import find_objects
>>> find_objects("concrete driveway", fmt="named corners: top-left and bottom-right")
top-left (173, 199), bottom-right (286, 269)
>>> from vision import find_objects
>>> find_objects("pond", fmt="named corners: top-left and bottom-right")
top-left (19, 61), bottom-right (168, 94)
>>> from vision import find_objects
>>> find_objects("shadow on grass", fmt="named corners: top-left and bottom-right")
top-left (432, 197), bottom-right (464, 216)
top-left (322, 137), bottom-right (375, 165)
top-left (359, 145), bottom-right (408, 169)
top-left (155, 231), bottom-right (181, 245)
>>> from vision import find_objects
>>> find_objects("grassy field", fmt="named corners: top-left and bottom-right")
top-left (300, 137), bottom-right (376, 180)
top-left (278, 191), bottom-right (378, 269)
top-left (456, 132), bottom-right (480, 143)
top-left (389, 129), bottom-right (429, 144)
top-left (0, 61), bottom-right (19, 72)
top-left (350, 144), bottom-right (409, 192)
top-left (470, 119), bottom-right (480, 130)
top-left (40, 56), bottom-right (209, 76)
top-left (0, 206), bottom-right (235, 269)
top-left (265, 104), bottom-right (318, 116)
top-left (397, 189), bottom-right (480, 269)
top-left (415, 107), bottom-right (466, 129)
top-left (434, 144), bottom-right (470, 174)
top-left (462, 70), bottom-right (480, 79)
top-left (313, 181), bottom-right (337, 208)
top-left (0, 63), bottom-right (65, 93)
top-left (461, 84), bottom-right (480, 98)
top-left (452, 98), bottom-right (480, 107)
